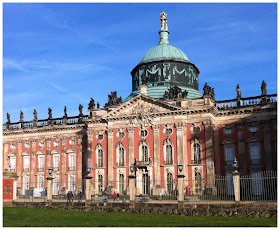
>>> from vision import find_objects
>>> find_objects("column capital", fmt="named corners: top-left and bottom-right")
top-left (61, 136), bottom-right (67, 145)
top-left (127, 127), bottom-right (134, 134)
top-left (107, 129), bottom-right (114, 136)
top-left (261, 120), bottom-right (271, 129)
top-left (87, 130), bottom-right (94, 136)
top-left (175, 122), bottom-right (186, 131)
top-left (16, 141), bottom-right (22, 147)
top-left (3, 142), bottom-right (9, 147)
top-left (152, 125), bottom-right (160, 133)
top-left (32, 139), bottom-right (37, 145)
top-left (236, 122), bottom-right (245, 131)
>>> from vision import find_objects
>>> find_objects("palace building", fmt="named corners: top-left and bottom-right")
top-left (3, 12), bottom-right (277, 198)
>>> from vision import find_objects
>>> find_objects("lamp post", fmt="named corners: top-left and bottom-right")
top-left (232, 157), bottom-right (240, 202)
top-left (233, 157), bottom-right (239, 172)
top-left (178, 162), bottom-right (183, 174)
top-left (48, 166), bottom-right (53, 176)
top-left (128, 163), bottom-right (136, 202)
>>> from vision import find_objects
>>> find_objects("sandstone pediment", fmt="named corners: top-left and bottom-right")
top-left (103, 94), bottom-right (180, 119)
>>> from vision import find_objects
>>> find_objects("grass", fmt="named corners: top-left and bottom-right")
top-left (3, 207), bottom-right (277, 227)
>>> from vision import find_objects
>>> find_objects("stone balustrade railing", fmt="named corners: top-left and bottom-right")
top-left (216, 94), bottom-right (277, 110)
top-left (3, 115), bottom-right (89, 131)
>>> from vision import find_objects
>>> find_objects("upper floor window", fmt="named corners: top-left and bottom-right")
top-left (69, 155), bottom-right (75, 171)
top-left (38, 156), bottom-right (44, 171)
top-left (98, 149), bottom-right (103, 167)
top-left (141, 145), bottom-right (149, 161)
top-left (119, 174), bottom-right (125, 195)
top-left (24, 156), bottom-right (30, 172)
top-left (223, 140), bottom-right (235, 166)
top-left (38, 176), bottom-right (44, 189)
top-left (10, 157), bottom-right (16, 171)
top-left (167, 173), bottom-right (173, 194)
top-left (98, 175), bottom-right (103, 193)
top-left (193, 143), bottom-right (201, 164)
top-left (118, 147), bottom-right (125, 166)
top-left (53, 155), bottom-right (59, 171)
top-left (165, 144), bottom-right (173, 165)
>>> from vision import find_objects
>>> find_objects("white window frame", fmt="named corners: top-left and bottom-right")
top-left (24, 156), bottom-right (30, 171)
top-left (163, 139), bottom-right (173, 165)
top-left (69, 154), bottom-right (75, 171)
top-left (53, 155), bottom-right (60, 171)
top-left (116, 143), bottom-right (125, 166)
top-left (38, 156), bottom-right (44, 171)
top-left (69, 175), bottom-right (75, 192)
top-left (191, 137), bottom-right (201, 164)
top-left (249, 139), bottom-right (261, 165)
top-left (38, 176), bottom-right (44, 189)
top-left (10, 157), bottom-right (16, 170)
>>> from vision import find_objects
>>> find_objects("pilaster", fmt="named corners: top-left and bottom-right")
top-left (107, 129), bottom-right (114, 189)
top-left (152, 125), bottom-right (161, 191)
top-left (61, 137), bottom-right (67, 190)
top-left (237, 122), bottom-right (246, 175)
top-left (214, 125), bottom-right (221, 174)
top-left (30, 140), bottom-right (37, 186)
top-left (46, 138), bottom-right (51, 171)
top-left (76, 135), bottom-right (83, 192)
top-left (262, 120), bottom-right (272, 170)
top-left (16, 141), bottom-right (22, 189)
top-left (127, 127), bottom-right (135, 166)
top-left (3, 142), bottom-right (9, 170)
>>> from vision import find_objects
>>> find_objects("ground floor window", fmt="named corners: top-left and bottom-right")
top-left (142, 174), bottom-right (149, 195)
top-left (194, 172), bottom-right (202, 195)
top-left (119, 174), bottom-right (124, 194)
top-left (167, 173), bottom-right (173, 194)
top-left (98, 175), bottom-right (103, 194)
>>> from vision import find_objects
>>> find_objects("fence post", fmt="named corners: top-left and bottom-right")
top-left (177, 174), bottom-right (185, 201)
top-left (232, 171), bottom-right (240, 202)
top-left (85, 176), bottom-right (92, 201)
top-left (46, 176), bottom-right (54, 202)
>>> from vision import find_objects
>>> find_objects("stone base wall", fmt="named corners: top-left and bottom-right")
top-left (8, 201), bottom-right (277, 218)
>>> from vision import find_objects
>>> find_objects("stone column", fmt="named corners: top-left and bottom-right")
top-left (214, 125), bottom-right (221, 175)
top-left (127, 127), bottom-right (135, 166)
top-left (85, 176), bottom-right (93, 201)
top-left (107, 129), bottom-right (114, 191)
top-left (30, 140), bottom-right (37, 187)
top-left (87, 131), bottom-right (93, 193)
top-left (237, 123), bottom-right (246, 175)
top-left (175, 123), bottom-right (188, 180)
top-left (46, 138), bottom-right (52, 171)
top-left (128, 175), bottom-right (136, 201)
top-left (262, 120), bottom-right (272, 170)
top-left (152, 125), bottom-right (161, 194)
top-left (177, 174), bottom-right (185, 201)
top-left (17, 141), bottom-right (22, 194)
top-left (61, 137), bottom-right (67, 193)
top-left (232, 171), bottom-right (240, 202)
top-left (76, 135), bottom-right (83, 192)
top-left (203, 121), bottom-right (215, 187)
top-left (46, 176), bottom-right (54, 202)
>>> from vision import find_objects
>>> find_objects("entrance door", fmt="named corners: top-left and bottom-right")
top-left (142, 174), bottom-right (149, 195)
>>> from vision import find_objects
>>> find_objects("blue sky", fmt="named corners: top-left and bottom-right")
top-left (3, 3), bottom-right (277, 122)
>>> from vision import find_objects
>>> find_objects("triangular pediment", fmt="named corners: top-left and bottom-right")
top-left (103, 94), bottom-right (180, 119)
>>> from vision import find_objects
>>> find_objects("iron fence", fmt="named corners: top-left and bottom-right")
top-left (240, 171), bottom-right (277, 202)
top-left (183, 175), bottom-right (235, 202)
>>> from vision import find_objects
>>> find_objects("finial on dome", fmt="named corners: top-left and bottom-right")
top-left (160, 12), bottom-right (168, 31)
top-left (159, 12), bottom-right (170, 45)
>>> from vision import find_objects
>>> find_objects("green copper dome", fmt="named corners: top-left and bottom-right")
top-left (139, 41), bottom-right (190, 65)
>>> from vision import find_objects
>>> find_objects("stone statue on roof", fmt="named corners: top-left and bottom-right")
top-left (88, 98), bottom-right (95, 110)
top-left (33, 109), bottom-right (37, 120)
top-left (261, 80), bottom-right (267, 95)
top-left (64, 106), bottom-right (67, 118)
top-left (6, 113), bottom-right (10, 124)
top-left (20, 111), bottom-right (24, 122)
top-left (48, 107), bottom-right (52, 119)
top-left (236, 84), bottom-right (241, 99)
top-left (160, 12), bottom-right (168, 30)
top-left (79, 104), bottom-right (83, 116)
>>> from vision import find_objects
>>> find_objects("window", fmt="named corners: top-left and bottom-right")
top-left (141, 145), bottom-right (148, 161)
top-left (194, 172), bottom-right (202, 195)
top-left (167, 173), bottom-right (173, 194)
top-left (193, 143), bottom-right (201, 164)
top-left (142, 174), bottom-right (149, 195)
top-left (118, 147), bottom-right (125, 166)
top-left (226, 172), bottom-right (234, 195)
top-left (69, 155), bottom-right (75, 171)
top-left (23, 176), bottom-right (29, 195)
top-left (165, 145), bottom-right (173, 165)
top-left (24, 156), bottom-right (30, 172)
top-left (119, 174), bottom-right (124, 194)
top-left (252, 172), bottom-right (262, 195)
top-left (53, 155), bottom-right (59, 171)
top-left (98, 149), bottom-right (103, 167)
top-left (10, 157), bottom-right (16, 171)
top-left (38, 156), bottom-right (44, 171)
top-left (38, 177), bottom-right (44, 189)
top-left (53, 176), bottom-right (59, 195)
top-left (225, 146), bottom-right (234, 166)
top-left (224, 128), bottom-right (233, 135)
top-left (250, 143), bottom-right (260, 165)
top-left (98, 175), bottom-right (103, 194)
top-left (69, 175), bottom-right (75, 192)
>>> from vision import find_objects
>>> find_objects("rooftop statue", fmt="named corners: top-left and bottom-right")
top-left (64, 106), bottom-right (67, 118)
top-left (88, 98), bottom-right (95, 110)
top-left (79, 104), bottom-right (83, 116)
top-left (33, 109), bottom-right (37, 120)
top-left (105, 91), bottom-right (122, 108)
top-left (261, 80), bottom-right (267, 95)
top-left (164, 85), bottom-right (188, 100)
top-left (203, 83), bottom-right (215, 99)
top-left (20, 111), bottom-right (24, 121)
top-left (97, 102), bottom-right (100, 109)
top-left (236, 84), bottom-right (241, 99)
top-left (48, 107), bottom-right (52, 119)
top-left (160, 12), bottom-right (168, 30)
top-left (6, 113), bottom-right (10, 124)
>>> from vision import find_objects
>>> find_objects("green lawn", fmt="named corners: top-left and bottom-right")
top-left (3, 207), bottom-right (277, 227)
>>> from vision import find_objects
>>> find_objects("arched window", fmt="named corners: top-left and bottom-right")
top-left (142, 146), bottom-right (148, 161)
top-left (167, 173), bottom-right (173, 194)
top-left (96, 144), bottom-right (103, 168)
top-left (119, 174), bottom-right (124, 194)
top-left (193, 143), bottom-right (201, 164)
top-left (194, 172), bottom-right (202, 195)
top-left (163, 139), bottom-right (173, 165)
